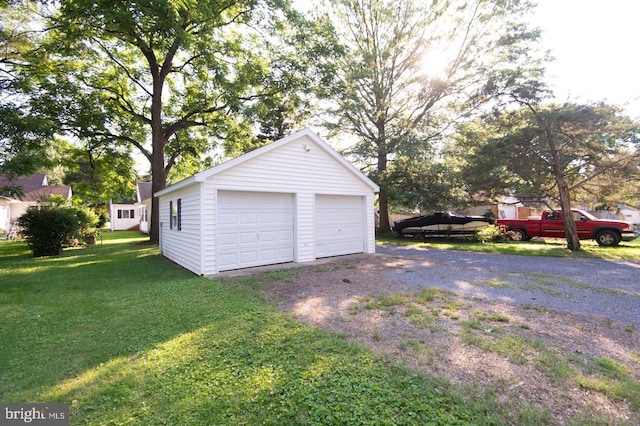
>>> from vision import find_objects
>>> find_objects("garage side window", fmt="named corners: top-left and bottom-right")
top-left (169, 199), bottom-right (182, 230)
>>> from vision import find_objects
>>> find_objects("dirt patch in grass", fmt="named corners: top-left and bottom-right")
top-left (256, 254), bottom-right (640, 426)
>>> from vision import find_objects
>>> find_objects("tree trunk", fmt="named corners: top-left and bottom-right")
top-left (377, 142), bottom-right (391, 233)
top-left (378, 191), bottom-right (391, 233)
top-left (149, 72), bottom-right (167, 245)
top-left (556, 176), bottom-right (580, 251)
top-left (149, 150), bottom-right (166, 245)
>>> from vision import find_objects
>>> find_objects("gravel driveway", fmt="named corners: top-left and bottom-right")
top-left (376, 245), bottom-right (640, 328)
top-left (255, 245), bottom-right (640, 424)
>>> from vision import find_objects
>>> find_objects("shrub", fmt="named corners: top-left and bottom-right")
top-left (474, 224), bottom-right (503, 243)
top-left (96, 211), bottom-right (108, 229)
top-left (17, 206), bottom-right (81, 257)
top-left (72, 207), bottom-right (100, 244)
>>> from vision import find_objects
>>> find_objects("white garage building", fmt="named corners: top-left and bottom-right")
top-left (155, 129), bottom-right (379, 276)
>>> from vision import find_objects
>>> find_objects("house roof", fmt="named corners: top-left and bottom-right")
top-left (0, 173), bottom-right (47, 192)
top-left (0, 173), bottom-right (71, 202)
top-left (137, 182), bottom-right (153, 202)
top-left (155, 128), bottom-right (380, 197)
top-left (20, 185), bottom-right (72, 202)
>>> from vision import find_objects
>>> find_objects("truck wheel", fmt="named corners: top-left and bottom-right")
top-left (509, 229), bottom-right (527, 241)
top-left (595, 230), bottom-right (620, 246)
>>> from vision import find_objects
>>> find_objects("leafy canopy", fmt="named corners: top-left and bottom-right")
top-left (323, 0), bottom-right (546, 227)
top-left (456, 102), bottom-right (640, 250)
top-left (10, 0), bottom-right (341, 242)
top-left (458, 102), bottom-right (640, 207)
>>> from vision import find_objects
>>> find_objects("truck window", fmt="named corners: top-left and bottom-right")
top-left (547, 211), bottom-right (560, 220)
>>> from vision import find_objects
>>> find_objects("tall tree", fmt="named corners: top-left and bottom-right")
top-left (0, 0), bottom-right (53, 178)
top-left (324, 0), bottom-right (545, 231)
top-left (19, 0), bottom-right (339, 243)
top-left (457, 102), bottom-right (640, 250)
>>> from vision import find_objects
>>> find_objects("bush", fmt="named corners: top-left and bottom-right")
top-left (72, 207), bottom-right (100, 244)
top-left (474, 224), bottom-right (503, 243)
top-left (17, 206), bottom-right (81, 257)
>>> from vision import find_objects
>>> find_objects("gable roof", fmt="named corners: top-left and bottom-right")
top-left (156, 129), bottom-right (379, 197)
top-left (0, 173), bottom-right (71, 202)
top-left (0, 173), bottom-right (47, 192)
top-left (137, 182), bottom-right (153, 202)
top-left (21, 185), bottom-right (72, 202)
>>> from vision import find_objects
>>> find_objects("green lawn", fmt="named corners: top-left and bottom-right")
top-left (377, 234), bottom-right (640, 260)
top-left (1, 233), bottom-right (483, 425)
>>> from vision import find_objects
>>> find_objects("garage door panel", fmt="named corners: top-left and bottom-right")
top-left (239, 213), bottom-right (258, 225)
top-left (218, 234), bottom-right (237, 245)
top-left (218, 191), bottom-right (294, 271)
top-left (260, 213), bottom-right (276, 224)
top-left (218, 213), bottom-right (238, 226)
top-left (238, 231), bottom-right (259, 244)
top-left (315, 195), bottom-right (365, 258)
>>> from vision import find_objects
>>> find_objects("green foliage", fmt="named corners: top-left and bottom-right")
top-left (457, 102), bottom-right (640, 208)
top-left (5, 0), bottom-right (341, 242)
top-left (57, 140), bottom-right (137, 207)
top-left (474, 224), bottom-right (503, 243)
top-left (0, 1), bottom-right (54, 176)
top-left (73, 205), bottom-right (100, 241)
top-left (456, 102), bottom-right (640, 251)
top-left (325, 0), bottom-right (546, 229)
top-left (17, 206), bottom-right (80, 256)
top-left (386, 157), bottom-right (469, 213)
top-left (576, 357), bottom-right (640, 409)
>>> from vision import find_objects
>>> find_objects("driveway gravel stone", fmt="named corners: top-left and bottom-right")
top-left (376, 245), bottom-right (640, 328)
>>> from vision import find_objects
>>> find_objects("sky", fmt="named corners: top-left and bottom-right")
top-left (532, 0), bottom-right (640, 118)
top-left (296, 0), bottom-right (640, 119)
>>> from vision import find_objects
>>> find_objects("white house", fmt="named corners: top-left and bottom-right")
top-left (109, 181), bottom-right (152, 232)
top-left (155, 129), bottom-right (380, 276)
top-left (0, 174), bottom-right (72, 232)
top-left (137, 182), bottom-right (152, 234)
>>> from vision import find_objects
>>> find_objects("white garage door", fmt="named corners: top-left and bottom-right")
top-left (218, 191), bottom-right (294, 271)
top-left (315, 195), bottom-right (365, 258)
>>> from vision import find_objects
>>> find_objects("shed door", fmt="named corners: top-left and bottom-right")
top-left (315, 195), bottom-right (365, 258)
top-left (218, 191), bottom-right (294, 271)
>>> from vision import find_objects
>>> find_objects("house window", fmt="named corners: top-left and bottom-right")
top-left (117, 209), bottom-right (134, 219)
top-left (170, 199), bottom-right (181, 230)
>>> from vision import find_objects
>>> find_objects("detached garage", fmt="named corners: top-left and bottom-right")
top-left (155, 129), bottom-right (379, 276)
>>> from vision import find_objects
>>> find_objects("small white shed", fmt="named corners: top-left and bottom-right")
top-left (155, 129), bottom-right (379, 276)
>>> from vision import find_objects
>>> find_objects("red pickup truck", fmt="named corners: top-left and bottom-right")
top-left (496, 209), bottom-right (639, 246)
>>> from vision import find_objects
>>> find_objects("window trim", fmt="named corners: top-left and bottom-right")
top-left (170, 199), bottom-right (181, 230)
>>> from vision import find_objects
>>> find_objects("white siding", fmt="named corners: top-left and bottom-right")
top-left (205, 135), bottom-right (377, 267)
top-left (201, 181), bottom-right (217, 275)
top-left (0, 202), bottom-right (9, 231)
top-left (208, 135), bottom-right (373, 195)
top-left (110, 203), bottom-right (139, 231)
top-left (158, 184), bottom-right (203, 275)
top-left (365, 194), bottom-right (376, 253)
top-left (157, 131), bottom-right (378, 275)
top-left (296, 193), bottom-right (315, 262)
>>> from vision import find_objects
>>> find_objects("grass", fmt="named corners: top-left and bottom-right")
top-left (3, 233), bottom-right (638, 425)
top-left (358, 287), bottom-right (639, 423)
top-left (1, 233), bottom-right (483, 425)
top-left (377, 234), bottom-right (640, 260)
